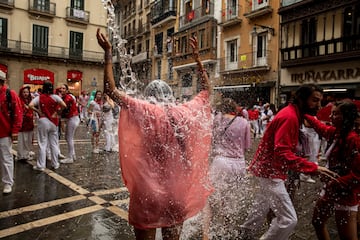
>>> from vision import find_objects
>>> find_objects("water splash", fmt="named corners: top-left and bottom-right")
top-left (101, 0), bottom-right (138, 95)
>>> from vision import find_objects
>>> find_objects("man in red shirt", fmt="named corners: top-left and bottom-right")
top-left (0, 71), bottom-right (23, 194)
top-left (240, 84), bottom-right (337, 240)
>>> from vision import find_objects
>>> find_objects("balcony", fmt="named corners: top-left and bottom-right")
top-left (0, 39), bottom-right (103, 63)
top-left (281, 35), bottom-right (360, 67)
top-left (172, 47), bottom-right (217, 67)
top-left (0, 0), bottom-right (14, 10)
top-left (65, 7), bottom-right (90, 25)
top-left (219, 51), bottom-right (272, 73)
top-left (28, 0), bottom-right (56, 18)
top-left (244, 0), bottom-right (273, 20)
top-left (179, 3), bottom-right (214, 29)
top-left (281, 0), bottom-right (306, 7)
top-left (136, 23), bottom-right (151, 37)
top-left (150, 0), bottom-right (176, 26)
top-left (219, 4), bottom-right (242, 28)
top-left (132, 51), bottom-right (150, 64)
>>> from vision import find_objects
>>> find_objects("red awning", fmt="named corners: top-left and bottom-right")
top-left (24, 69), bottom-right (54, 85)
top-left (67, 70), bottom-right (82, 81)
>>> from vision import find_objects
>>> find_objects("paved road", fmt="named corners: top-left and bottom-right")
top-left (0, 123), bottom-right (344, 239)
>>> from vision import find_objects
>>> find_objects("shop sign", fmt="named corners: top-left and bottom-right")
top-left (291, 67), bottom-right (360, 83)
top-left (67, 70), bottom-right (82, 81)
top-left (24, 69), bottom-right (54, 85)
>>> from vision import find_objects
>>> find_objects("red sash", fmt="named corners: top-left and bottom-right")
top-left (40, 94), bottom-right (59, 126)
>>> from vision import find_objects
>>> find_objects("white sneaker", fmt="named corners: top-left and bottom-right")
top-left (33, 166), bottom-right (45, 171)
top-left (58, 153), bottom-right (66, 159)
top-left (60, 158), bottom-right (74, 164)
top-left (3, 184), bottom-right (12, 194)
top-left (53, 164), bottom-right (60, 170)
top-left (92, 148), bottom-right (100, 154)
top-left (300, 173), bottom-right (316, 183)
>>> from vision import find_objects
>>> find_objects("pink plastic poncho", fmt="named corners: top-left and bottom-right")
top-left (118, 90), bottom-right (213, 229)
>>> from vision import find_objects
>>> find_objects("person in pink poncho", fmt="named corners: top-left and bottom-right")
top-left (96, 29), bottom-right (213, 240)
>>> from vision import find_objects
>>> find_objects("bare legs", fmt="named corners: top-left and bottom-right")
top-left (134, 225), bottom-right (182, 240)
top-left (312, 198), bottom-right (358, 240)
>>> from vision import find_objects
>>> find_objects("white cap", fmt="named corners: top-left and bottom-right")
top-left (0, 71), bottom-right (6, 81)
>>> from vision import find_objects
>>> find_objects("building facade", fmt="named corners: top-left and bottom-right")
top-left (279, 0), bottom-right (360, 105)
top-left (171, 0), bottom-right (219, 101)
top-left (114, 0), bottom-right (152, 91)
top-left (0, 0), bottom-right (107, 96)
top-left (217, 0), bottom-right (280, 107)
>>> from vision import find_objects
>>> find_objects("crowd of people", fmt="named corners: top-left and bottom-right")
top-left (0, 29), bottom-right (359, 240)
top-left (0, 71), bottom-right (120, 193)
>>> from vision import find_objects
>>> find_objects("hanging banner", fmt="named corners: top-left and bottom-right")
top-left (24, 69), bottom-right (55, 85)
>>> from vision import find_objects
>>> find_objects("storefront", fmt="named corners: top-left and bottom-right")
top-left (23, 68), bottom-right (54, 93)
top-left (280, 62), bottom-right (360, 106)
top-left (67, 70), bottom-right (82, 97)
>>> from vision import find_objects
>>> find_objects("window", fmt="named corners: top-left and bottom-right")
top-left (228, 0), bottom-right (238, 18)
top-left (69, 31), bottom-right (83, 59)
top-left (157, 59), bottom-right (161, 79)
top-left (33, 25), bottom-right (48, 55)
top-left (343, 5), bottom-right (360, 51)
top-left (182, 73), bottom-right (192, 87)
top-left (301, 18), bottom-right (316, 57)
top-left (257, 34), bottom-right (266, 58)
top-left (0, 18), bottom-right (7, 48)
top-left (181, 36), bottom-right (187, 53)
top-left (71, 0), bottom-right (84, 10)
top-left (228, 40), bottom-right (237, 62)
top-left (34, 0), bottom-right (50, 11)
top-left (199, 29), bottom-right (205, 49)
top-left (155, 32), bottom-right (163, 54)
top-left (226, 39), bottom-right (238, 70)
top-left (252, 0), bottom-right (268, 11)
top-left (168, 58), bottom-right (173, 80)
top-left (253, 33), bottom-right (267, 66)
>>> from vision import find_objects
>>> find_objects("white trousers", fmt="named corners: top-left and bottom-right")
top-left (17, 131), bottom-right (33, 159)
top-left (241, 177), bottom-right (297, 240)
top-left (103, 117), bottom-right (115, 151)
top-left (0, 137), bottom-right (14, 186)
top-left (37, 118), bottom-right (59, 168)
top-left (65, 116), bottom-right (80, 159)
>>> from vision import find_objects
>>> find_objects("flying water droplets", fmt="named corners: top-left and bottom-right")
top-left (101, 0), bottom-right (138, 95)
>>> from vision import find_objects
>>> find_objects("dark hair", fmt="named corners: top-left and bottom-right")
top-left (335, 100), bottom-right (358, 138)
top-left (293, 84), bottom-right (323, 106)
top-left (62, 84), bottom-right (69, 91)
top-left (42, 81), bottom-right (54, 94)
top-left (219, 98), bottom-right (237, 114)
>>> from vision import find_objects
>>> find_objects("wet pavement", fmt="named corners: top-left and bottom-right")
top-left (0, 123), bottom-right (344, 239)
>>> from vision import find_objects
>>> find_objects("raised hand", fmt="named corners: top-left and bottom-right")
top-left (96, 28), bottom-right (112, 52)
top-left (189, 36), bottom-right (199, 62)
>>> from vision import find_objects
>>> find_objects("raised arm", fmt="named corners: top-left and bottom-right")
top-left (96, 28), bottom-right (125, 105)
top-left (189, 36), bottom-right (210, 92)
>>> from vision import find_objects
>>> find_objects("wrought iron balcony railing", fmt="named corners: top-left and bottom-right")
top-left (0, 0), bottom-right (14, 8)
top-left (179, 3), bottom-right (214, 28)
top-left (28, 0), bottom-right (56, 16)
top-left (219, 4), bottom-right (242, 27)
top-left (150, 0), bottom-right (176, 25)
top-left (65, 7), bottom-right (90, 24)
top-left (219, 50), bottom-right (272, 72)
top-left (0, 38), bottom-right (103, 62)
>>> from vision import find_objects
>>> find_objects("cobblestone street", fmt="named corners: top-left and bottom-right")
top-left (0, 124), bottom-right (345, 239)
